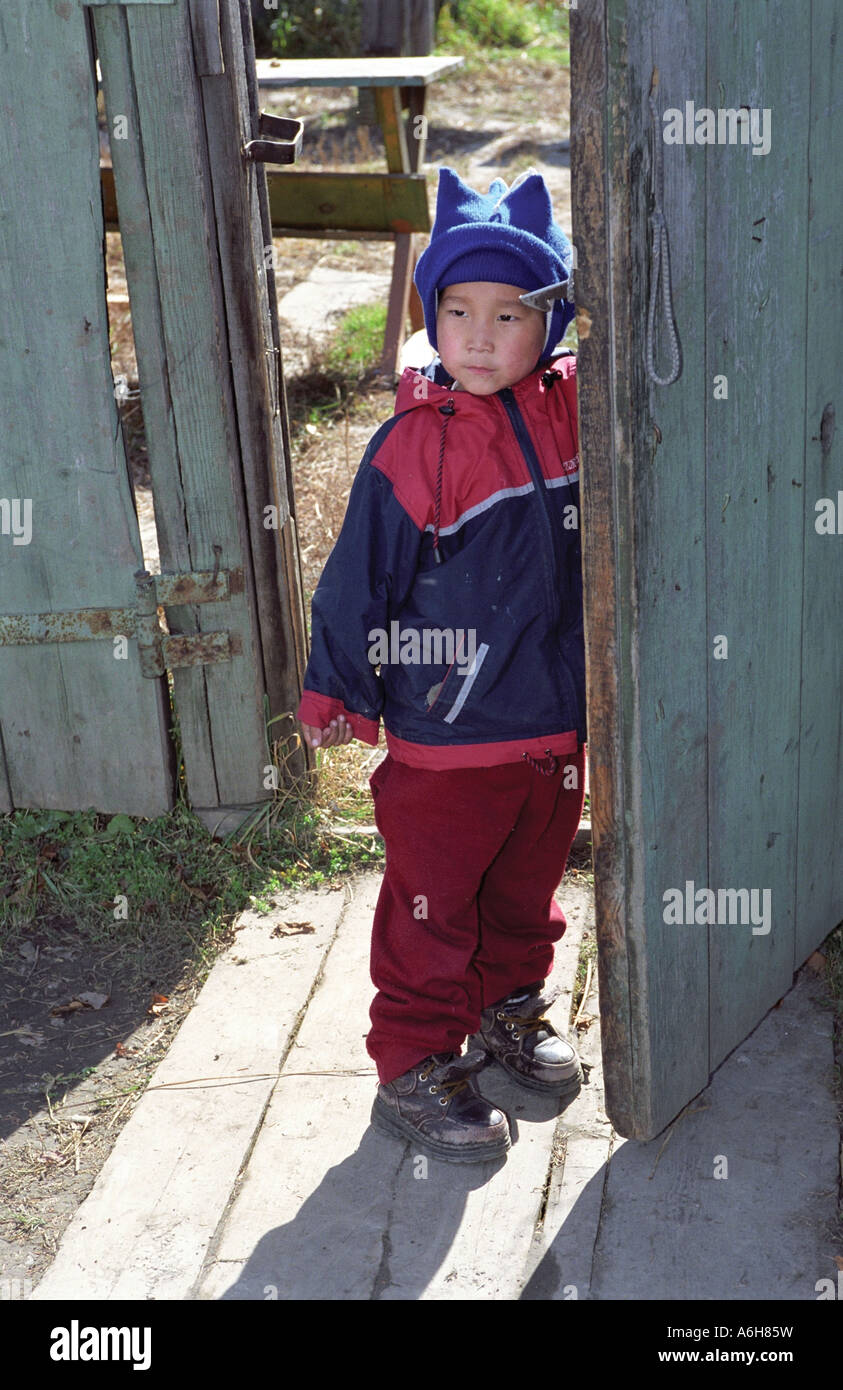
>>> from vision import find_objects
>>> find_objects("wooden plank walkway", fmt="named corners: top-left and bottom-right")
top-left (29, 868), bottom-right (837, 1301)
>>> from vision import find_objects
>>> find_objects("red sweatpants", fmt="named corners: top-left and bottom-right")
top-left (366, 747), bottom-right (586, 1084)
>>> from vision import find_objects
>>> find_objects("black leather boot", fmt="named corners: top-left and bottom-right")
top-left (468, 983), bottom-right (582, 1096)
top-left (371, 1049), bottom-right (511, 1163)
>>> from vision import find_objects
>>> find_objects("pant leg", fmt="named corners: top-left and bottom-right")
top-left (366, 754), bottom-right (534, 1084)
top-left (474, 747), bottom-right (586, 1007)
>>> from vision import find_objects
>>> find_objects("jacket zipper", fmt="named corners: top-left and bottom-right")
top-left (497, 388), bottom-right (584, 736)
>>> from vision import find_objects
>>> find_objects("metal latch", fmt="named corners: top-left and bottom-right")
top-left (242, 113), bottom-right (303, 166)
top-left (519, 277), bottom-right (575, 311)
top-left (0, 568), bottom-right (243, 678)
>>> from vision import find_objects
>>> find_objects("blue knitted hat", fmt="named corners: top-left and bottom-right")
top-left (414, 166), bottom-right (575, 365)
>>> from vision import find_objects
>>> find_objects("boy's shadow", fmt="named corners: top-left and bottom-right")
top-left (217, 1076), bottom-right (566, 1301)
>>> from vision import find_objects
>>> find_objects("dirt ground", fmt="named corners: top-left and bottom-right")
top-left (0, 56), bottom-right (574, 1296)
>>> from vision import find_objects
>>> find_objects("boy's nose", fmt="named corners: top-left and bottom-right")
top-left (467, 324), bottom-right (495, 351)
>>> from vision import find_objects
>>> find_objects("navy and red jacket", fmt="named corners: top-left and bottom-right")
top-left (296, 352), bottom-right (587, 769)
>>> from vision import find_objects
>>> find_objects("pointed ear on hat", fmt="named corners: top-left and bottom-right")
top-left (491, 171), bottom-right (554, 237)
top-left (430, 166), bottom-right (487, 236)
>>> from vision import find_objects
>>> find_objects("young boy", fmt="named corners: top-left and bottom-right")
top-left (297, 167), bottom-right (586, 1164)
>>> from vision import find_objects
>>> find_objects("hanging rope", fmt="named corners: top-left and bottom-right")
top-left (645, 67), bottom-right (682, 386)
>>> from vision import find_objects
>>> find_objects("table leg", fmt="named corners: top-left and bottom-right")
top-left (405, 87), bottom-right (427, 171)
top-left (405, 88), bottom-right (428, 336)
top-left (374, 85), bottom-right (419, 372)
top-left (381, 232), bottom-right (415, 373)
top-left (374, 85), bottom-right (410, 173)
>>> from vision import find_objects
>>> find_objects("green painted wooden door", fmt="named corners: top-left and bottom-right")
top-left (0, 0), bottom-right (309, 828)
top-left (0, 0), bottom-right (174, 816)
top-left (572, 0), bottom-right (842, 1139)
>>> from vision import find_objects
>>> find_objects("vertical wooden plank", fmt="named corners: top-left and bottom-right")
top-left (0, 726), bottom-right (13, 815)
top-left (706, 0), bottom-right (808, 1062)
top-left (97, 0), bottom-right (275, 821)
top-left (94, 3), bottom-right (217, 801)
top-left (572, 0), bottom-right (637, 1130)
top-left (237, 0), bottom-right (312, 772)
top-left (623, 0), bottom-right (711, 1134)
top-left (795, 0), bottom-right (843, 961)
top-left (0, 0), bottom-right (173, 816)
top-left (192, 0), bottom-right (310, 777)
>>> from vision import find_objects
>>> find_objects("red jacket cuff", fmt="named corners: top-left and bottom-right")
top-left (297, 691), bottom-right (380, 747)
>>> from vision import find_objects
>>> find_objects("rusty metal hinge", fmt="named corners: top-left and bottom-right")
top-left (243, 113), bottom-right (303, 166)
top-left (0, 568), bottom-right (243, 678)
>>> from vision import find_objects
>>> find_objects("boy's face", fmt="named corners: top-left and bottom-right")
top-left (435, 281), bottom-right (547, 395)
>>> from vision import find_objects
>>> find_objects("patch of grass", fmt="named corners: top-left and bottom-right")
top-left (263, 0), bottom-right (362, 60)
top-left (324, 302), bottom-right (388, 375)
top-left (436, 0), bottom-right (569, 66)
top-left (822, 922), bottom-right (843, 1012)
top-left (282, 302), bottom-right (391, 447)
top-left (12, 1212), bottom-right (45, 1231)
top-left (0, 714), bottom-right (383, 972)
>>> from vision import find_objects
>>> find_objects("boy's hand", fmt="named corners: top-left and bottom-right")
top-left (300, 715), bottom-right (355, 750)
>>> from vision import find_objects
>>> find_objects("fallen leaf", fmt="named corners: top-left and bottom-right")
top-left (18, 941), bottom-right (38, 963)
top-left (18, 1029), bottom-right (45, 1047)
top-left (834, 1256), bottom-right (843, 1272)
top-left (574, 1013), bottom-right (595, 1031)
top-left (76, 991), bottom-right (109, 1011)
top-left (103, 814), bottom-right (136, 839)
top-left (173, 865), bottom-right (211, 901)
top-left (147, 993), bottom-right (169, 1016)
top-left (805, 950), bottom-right (826, 975)
top-left (271, 920), bottom-right (315, 937)
top-left (50, 999), bottom-right (88, 1017)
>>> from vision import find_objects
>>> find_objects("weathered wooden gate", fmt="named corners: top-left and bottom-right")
top-left (573, 0), bottom-right (842, 1138)
top-left (0, 0), bottom-right (309, 832)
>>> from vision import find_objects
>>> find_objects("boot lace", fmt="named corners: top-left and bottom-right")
top-left (495, 1008), bottom-right (554, 1043)
top-left (418, 1064), bottom-right (474, 1105)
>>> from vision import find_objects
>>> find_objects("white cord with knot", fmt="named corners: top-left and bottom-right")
top-left (645, 67), bottom-right (682, 386)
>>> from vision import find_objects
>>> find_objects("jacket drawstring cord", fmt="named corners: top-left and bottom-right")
top-left (521, 748), bottom-right (559, 776)
top-left (432, 399), bottom-right (455, 564)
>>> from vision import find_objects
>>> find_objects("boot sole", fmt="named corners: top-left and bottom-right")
top-left (370, 1096), bottom-right (511, 1164)
top-left (467, 1034), bottom-right (584, 1097)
